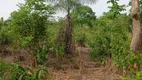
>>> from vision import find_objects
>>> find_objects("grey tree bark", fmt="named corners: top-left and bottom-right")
top-left (130, 0), bottom-right (142, 51)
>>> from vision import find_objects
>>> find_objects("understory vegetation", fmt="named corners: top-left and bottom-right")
top-left (0, 0), bottom-right (142, 80)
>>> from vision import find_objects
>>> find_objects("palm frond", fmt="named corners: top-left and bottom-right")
top-left (79, 0), bottom-right (98, 4)
top-left (46, 0), bottom-right (98, 12)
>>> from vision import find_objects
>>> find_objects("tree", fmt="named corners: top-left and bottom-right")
top-left (71, 5), bottom-right (96, 28)
top-left (9, 0), bottom-right (54, 64)
top-left (47, 0), bottom-right (97, 54)
top-left (9, 0), bottom-right (54, 47)
top-left (130, 0), bottom-right (142, 51)
top-left (0, 17), bottom-right (11, 45)
top-left (0, 17), bottom-right (4, 29)
top-left (106, 0), bottom-right (125, 18)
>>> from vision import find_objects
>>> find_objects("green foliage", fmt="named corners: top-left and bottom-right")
top-left (131, 13), bottom-right (137, 18)
top-left (0, 26), bottom-right (12, 45)
top-left (0, 0), bottom-right (141, 79)
top-left (36, 47), bottom-right (47, 64)
top-left (74, 26), bottom-right (86, 46)
top-left (0, 18), bottom-right (12, 45)
top-left (7, 0), bottom-right (55, 64)
top-left (71, 5), bottom-right (96, 27)
top-left (20, 36), bottom-right (33, 48)
top-left (9, 0), bottom-right (54, 47)
top-left (136, 71), bottom-right (142, 80)
top-left (0, 61), bottom-right (49, 80)
top-left (54, 45), bottom-right (64, 61)
top-left (47, 0), bottom-right (97, 12)
top-left (88, 13), bottom-right (142, 78)
top-left (139, 0), bottom-right (142, 22)
top-left (107, 0), bottom-right (126, 18)
top-left (88, 14), bottom-right (132, 65)
top-left (76, 32), bottom-right (86, 46)
top-left (123, 71), bottom-right (142, 80)
top-left (0, 61), bottom-right (11, 79)
top-left (0, 17), bottom-right (4, 28)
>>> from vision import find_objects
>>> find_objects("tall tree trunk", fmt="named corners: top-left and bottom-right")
top-left (64, 9), bottom-right (74, 54)
top-left (56, 9), bottom-right (75, 54)
top-left (130, 0), bottom-right (142, 51)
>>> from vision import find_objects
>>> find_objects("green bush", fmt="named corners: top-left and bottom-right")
top-left (36, 48), bottom-right (47, 64)
top-left (0, 26), bottom-right (12, 45)
top-left (123, 71), bottom-right (142, 80)
top-left (88, 14), bottom-right (132, 66)
top-left (0, 61), bottom-right (49, 80)
top-left (76, 30), bottom-right (86, 46)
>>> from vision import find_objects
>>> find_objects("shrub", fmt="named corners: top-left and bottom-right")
top-left (76, 31), bottom-right (86, 46)
top-left (88, 14), bottom-right (131, 66)
top-left (0, 26), bottom-right (12, 45)
top-left (0, 61), bottom-right (49, 80)
top-left (123, 71), bottom-right (142, 80)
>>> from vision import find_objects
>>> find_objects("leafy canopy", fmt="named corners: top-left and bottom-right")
top-left (107, 0), bottom-right (126, 18)
top-left (9, 0), bottom-right (54, 48)
top-left (47, 0), bottom-right (97, 12)
top-left (71, 5), bottom-right (96, 27)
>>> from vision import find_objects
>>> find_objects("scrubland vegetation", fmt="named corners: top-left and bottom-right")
top-left (0, 0), bottom-right (142, 80)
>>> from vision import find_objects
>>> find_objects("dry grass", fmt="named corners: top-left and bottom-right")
top-left (1, 46), bottom-right (121, 80)
top-left (47, 47), bottom-right (121, 80)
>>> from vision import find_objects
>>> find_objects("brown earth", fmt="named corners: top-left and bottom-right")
top-left (0, 46), bottom-right (122, 80)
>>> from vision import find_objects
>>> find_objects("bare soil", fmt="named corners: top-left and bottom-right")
top-left (0, 46), bottom-right (122, 80)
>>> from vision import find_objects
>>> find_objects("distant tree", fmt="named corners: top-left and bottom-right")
top-left (106, 0), bottom-right (125, 18)
top-left (0, 17), bottom-right (4, 28)
top-left (0, 17), bottom-right (11, 45)
top-left (47, 0), bottom-right (98, 54)
top-left (9, 0), bottom-right (54, 47)
top-left (8, 0), bottom-right (54, 64)
top-left (71, 5), bottom-right (96, 28)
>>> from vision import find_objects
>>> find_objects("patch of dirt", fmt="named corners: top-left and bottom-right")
top-left (47, 47), bottom-right (121, 80)
top-left (0, 46), bottom-right (122, 80)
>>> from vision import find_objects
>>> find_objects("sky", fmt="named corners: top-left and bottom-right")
top-left (0, 0), bottom-right (130, 20)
